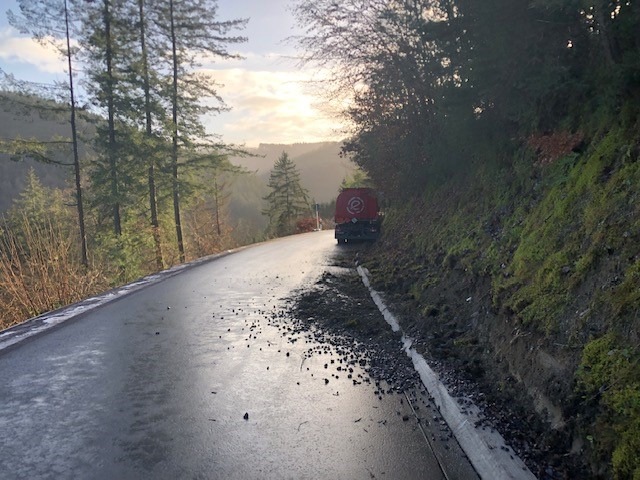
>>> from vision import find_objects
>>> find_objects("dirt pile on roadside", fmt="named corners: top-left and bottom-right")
top-left (288, 244), bottom-right (587, 480)
top-left (286, 262), bottom-right (421, 395)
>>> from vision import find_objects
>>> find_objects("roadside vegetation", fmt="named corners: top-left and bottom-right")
top-left (0, 0), bottom-right (247, 329)
top-left (0, 164), bottom-right (241, 330)
top-left (0, 171), bottom-right (107, 324)
top-left (2, 0), bottom-right (638, 475)
top-left (0, 105), bottom-right (345, 331)
top-left (293, 1), bottom-right (639, 477)
top-left (0, 1), bottom-right (357, 331)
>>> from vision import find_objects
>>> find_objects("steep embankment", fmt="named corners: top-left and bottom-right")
top-left (363, 125), bottom-right (639, 478)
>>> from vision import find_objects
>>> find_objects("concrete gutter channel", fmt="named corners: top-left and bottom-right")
top-left (358, 265), bottom-right (537, 480)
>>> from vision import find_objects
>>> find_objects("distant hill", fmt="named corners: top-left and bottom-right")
top-left (0, 94), bottom-right (77, 211)
top-left (1, 94), bottom-right (355, 222)
top-left (228, 142), bottom-right (356, 203)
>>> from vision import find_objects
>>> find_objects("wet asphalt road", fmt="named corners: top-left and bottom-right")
top-left (0, 231), bottom-right (460, 479)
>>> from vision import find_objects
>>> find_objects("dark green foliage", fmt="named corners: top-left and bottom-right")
top-left (577, 333), bottom-right (640, 480)
top-left (494, 125), bottom-right (640, 337)
top-left (294, 0), bottom-right (640, 198)
top-left (79, 0), bottom-right (138, 236)
top-left (2, 169), bottom-right (76, 248)
top-left (340, 169), bottom-right (373, 190)
top-left (362, 123), bottom-right (639, 476)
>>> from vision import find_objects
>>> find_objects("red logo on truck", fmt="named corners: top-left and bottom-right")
top-left (347, 196), bottom-right (365, 215)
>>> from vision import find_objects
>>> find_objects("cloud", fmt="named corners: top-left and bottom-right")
top-left (0, 24), bottom-right (345, 147)
top-left (0, 28), bottom-right (66, 74)
top-left (202, 67), bottom-right (346, 146)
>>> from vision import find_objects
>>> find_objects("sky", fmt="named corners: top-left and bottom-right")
top-left (0, 0), bottom-right (344, 147)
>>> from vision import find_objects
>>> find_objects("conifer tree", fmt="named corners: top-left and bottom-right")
top-left (84, 0), bottom-right (168, 268)
top-left (8, 0), bottom-right (88, 266)
top-left (134, 0), bottom-right (165, 269)
top-left (154, 0), bottom-right (247, 262)
top-left (263, 152), bottom-right (310, 237)
top-left (80, 0), bottom-right (132, 237)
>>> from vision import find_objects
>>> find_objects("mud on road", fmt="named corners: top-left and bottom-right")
top-left (281, 245), bottom-right (480, 480)
top-left (286, 243), bottom-right (580, 480)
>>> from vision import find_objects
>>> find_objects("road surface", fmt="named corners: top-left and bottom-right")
top-left (0, 231), bottom-right (476, 479)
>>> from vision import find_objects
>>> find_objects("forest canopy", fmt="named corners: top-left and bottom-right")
top-left (292, 0), bottom-right (640, 196)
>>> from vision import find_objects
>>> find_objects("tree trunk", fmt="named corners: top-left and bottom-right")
top-left (169, 0), bottom-right (185, 263)
top-left (103, 0), bottom-right (121, 236)
top-left (64, 0), bottom-right (88, 267)
top-left (594, 4), bottom-right (617, 66)
top-left (214, 175), bottom-right (221, 236)
top-left (138, 0), bottom-right (163, 270)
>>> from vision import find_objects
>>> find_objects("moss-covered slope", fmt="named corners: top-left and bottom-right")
top-left (364, 124), bottom-right (640, 478)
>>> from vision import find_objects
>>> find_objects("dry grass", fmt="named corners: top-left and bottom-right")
top-left (0, 214), bottom-right (108, 331)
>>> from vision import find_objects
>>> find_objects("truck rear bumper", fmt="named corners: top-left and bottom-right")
top-left (334, 221), bottom-right (380, 243)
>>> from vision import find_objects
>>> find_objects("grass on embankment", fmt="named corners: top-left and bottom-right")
top-left (365, 124), bottom-right (639, 479)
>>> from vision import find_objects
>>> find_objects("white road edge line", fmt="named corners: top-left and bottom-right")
top-left (357, 265), bottom-right (538, 480)
top-left (0, 249), bottom-right (240, 353)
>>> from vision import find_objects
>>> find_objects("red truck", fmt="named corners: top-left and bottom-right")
top-left (334, 187), bottom-right (381, 244)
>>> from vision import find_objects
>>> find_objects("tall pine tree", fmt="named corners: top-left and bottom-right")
top-left (8, 0), bottom-right (88, 266)
top-left (263, 152), bottom-right (310, 237)
top-left (133, 0), bottom-right (165, 269)
top-left (154, 0), bottom-right (246, 262)
top-left (80, 0), bottom-right (133, 237)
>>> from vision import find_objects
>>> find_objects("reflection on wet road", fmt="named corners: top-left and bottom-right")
top-left (0, 231), bottom-right (472, 479)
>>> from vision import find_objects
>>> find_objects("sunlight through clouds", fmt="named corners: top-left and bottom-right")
top-left (0, 0), bottom-right (346, 147)
top-left (203, 67), bottom-right (343, 146)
